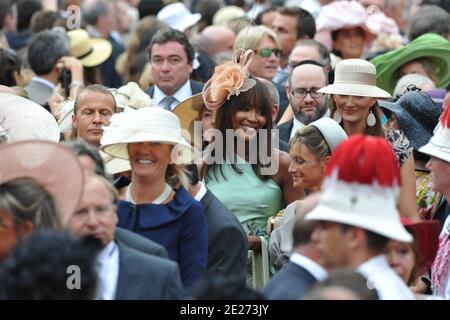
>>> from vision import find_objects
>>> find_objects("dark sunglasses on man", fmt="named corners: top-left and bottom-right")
top-left (256, 48), bottom-right (282, 58)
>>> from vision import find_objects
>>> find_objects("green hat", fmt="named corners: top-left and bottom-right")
top-left (370, 33), bottom-right (450, 94)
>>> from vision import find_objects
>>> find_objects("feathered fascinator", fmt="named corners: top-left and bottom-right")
top-left (202, 48), bottom-right (257, 110)
top-left (305, 135), bottom-right (413, 243)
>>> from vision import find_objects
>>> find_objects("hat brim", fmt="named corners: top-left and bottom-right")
top-left (305, 203), bottom-right (413, 243)
top-left (0, 141), bottom-right (84, 219)
top-left (371, 33), bottom-right (450, 94)
top-left (378, 100), bottom-right (432, 150)
top-left (101, 132), bottom-right (195, 165)
top-left (318, 83), bottom-right (391, 98)
top-left (173, 93), bottom-right (204, 142)
top-left (78, 38), bottom-right (113, 67)
top-left (419, 142), bottom-right (450, 162)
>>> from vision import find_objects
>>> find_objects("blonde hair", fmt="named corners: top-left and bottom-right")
top-left (234, 25), bottom-right (281, 52)
top-left (166, 164), bottom-right (189, 190)
top-left (289, 125), bottom-right (331, 161)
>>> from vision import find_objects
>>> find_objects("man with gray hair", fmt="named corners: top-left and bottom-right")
top-left (408, 5), bottom-right (450, 41)
top-left (25, 29), bottom-right (72, 106)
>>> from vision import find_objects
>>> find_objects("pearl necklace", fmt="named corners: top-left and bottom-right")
top-left (126, 183), bottom-right (173, 204)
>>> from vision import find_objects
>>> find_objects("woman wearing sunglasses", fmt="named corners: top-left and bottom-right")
top-left (234, 25), bottom-right (282, 81)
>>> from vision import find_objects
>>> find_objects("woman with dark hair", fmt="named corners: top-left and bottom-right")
top-left (201, 50), bottom-right (304, 288)
top-left (319, 58), bottom-right (418, 221)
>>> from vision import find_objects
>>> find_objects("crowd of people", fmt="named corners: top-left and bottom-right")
top-left (0, 0), bottom-right (449, 300)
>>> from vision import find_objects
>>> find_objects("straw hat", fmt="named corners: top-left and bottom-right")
top-left (305, 135), bottom-right (413, 243)
top-left (157, 2), bottom-right (201, 32)
top-left (419, 105), bottom-right (450, 162)
top-left (308, 118), bottom-right (348, 152)
top-left (99, 151), bottom-right (131, 175)
top-left (0, 140), bottom-right (84, 218)
top-left (371, 33), bottom-right (450, 94)
top-left (0, 93), bottom-right (60, 142)
top-left (172, 93), bottom-right (204, 142)
top-left (100, 107), bottom-right (194, 164)
top-left (317, 59), bottom-right (391, 98)
top-left (378, 91), bottom-right (442, 152)
top-left (111, 82), bottom-right (155, 110)
top-left (67, 29), bottom-right (112, 67)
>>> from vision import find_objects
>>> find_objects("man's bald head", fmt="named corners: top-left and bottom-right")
top-left (201, 25), bottom-right (235, 53)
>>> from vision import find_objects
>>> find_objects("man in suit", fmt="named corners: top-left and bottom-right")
top-left (263, 212), bottom-right (327, 300)
top-left (146, 28), bottom-right (203, 111)
top-left (26, 30), bottom-right (71, 106)
top-left (277, 61), bottom-right (329, 145)
top-left (186, 164), bottom-right (248, 285)
top-left (64, 174), bottom-right (184, 299)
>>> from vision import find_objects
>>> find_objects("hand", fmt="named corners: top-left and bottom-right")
top-left (57, 56), bottom-right (84, 84)
top-left (248, 235), bottom-right (262, 253)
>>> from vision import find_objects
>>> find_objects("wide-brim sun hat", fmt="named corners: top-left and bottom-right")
top-left (111, 82), bottom-right (155, 110)
top-left (0, 93), bottom-right (60, 142)
top-left (305, 135), bottom-right (413, 243)
top-left (317, 59), bottom-right (391, 98)
top-left (315, 0), bottom-right (376, 49)
top-left (100, 107), bottom-right (194, 165)
top-left (157, 2), bottom-right (201, 32)
top-left (371, 33), bottom-right (450, 94)
top-left (419, 105), bottom-right (450, 162)
top-left (67, 29), bottom-right (112, 67)
top-left (100, 151), bottom-right (131, 175)
top-left (308, 118), bottom-right (348, 152)
top-left (0, 140), bottom-right (84, 219)
top-left (172, 93), bottom-right (204, 143)
top-left (378, 91), bottom-right (442, 151)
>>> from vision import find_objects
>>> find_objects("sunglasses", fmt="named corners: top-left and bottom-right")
top-left (257, 48), bottom-right (282, 58)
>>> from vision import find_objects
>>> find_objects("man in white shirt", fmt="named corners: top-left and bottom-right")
top-left (305, 135), bottom-right (416, 300)
top-left (64, 174), bottom-right (184, 300)
top-left (263, 213), bottom-right (327, 300)
top-left (146, 28), bottom-right (203, 111)
top-left (277, 61), bottom-right (329, 144)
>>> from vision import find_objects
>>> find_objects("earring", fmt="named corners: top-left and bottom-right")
top-left (333, 110), bottom-right (342, 123)
top-left (367, 109), bottom-right (376, 127)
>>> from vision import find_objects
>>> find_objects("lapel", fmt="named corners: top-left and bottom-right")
top-left (114, 240), bottom-right (142, 300)
top-left (146, 86), bottom-right (155, 98)
top-left (277, 119), bottom-right (294, 144)
top-left (200, 189), bottom-right (214, 212)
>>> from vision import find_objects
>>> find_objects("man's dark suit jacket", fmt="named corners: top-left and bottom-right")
top-left (146, 80), bottom-right (204, 100)
top-left (199, 189), bottom-right (248, 284)
top-left (114, 240), bottom-right (184, 300)
top-left (115, 227), bottom-right (168, 259)
top-left (277, 119), bottom-right (294, 145)
top-left (263, 261), bottom-right (318, 300)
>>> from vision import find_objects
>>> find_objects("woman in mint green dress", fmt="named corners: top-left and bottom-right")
top-left (200, 55), bottom-right (304, 286)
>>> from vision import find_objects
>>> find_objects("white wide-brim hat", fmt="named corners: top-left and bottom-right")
top-left (305, 171), bottom-right (413, 243)
top-left (100, 107), bottom-right (194, 165)
top-left (0, 93), bottom-right (60, 142)
top-left (111, 82), bottom-right (155, 110)
top-left (419, 108), bottom-right (450, 162)
top-left (157, 2), bottom-right (201, 32)
top-left (318, 59), bottom-right (391, 98)
top-left (57, 99), bottom-right (75, 133)
top-left (100, 151), bottom-right (131, 175)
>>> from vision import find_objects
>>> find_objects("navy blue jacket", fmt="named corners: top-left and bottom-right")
top-left (117, 187), bottom-right (208, 287)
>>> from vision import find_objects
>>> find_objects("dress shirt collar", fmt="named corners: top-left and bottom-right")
top-left (154, 80), bottom-right (192, 111)
top-left (289, 252), bottom-right (328, 281)
top-left (32, 76), bottom-right (56, 91)
top-left (194, 181), bottom-right (208, 202)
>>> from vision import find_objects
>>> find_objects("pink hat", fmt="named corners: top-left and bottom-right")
top-left (315, 1), bottom-right (375, 49)
top-left (366, 12), bottom-right (399, 35)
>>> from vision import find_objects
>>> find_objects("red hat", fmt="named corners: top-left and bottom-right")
top-left (400, 217), bottom-right (441, 274)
